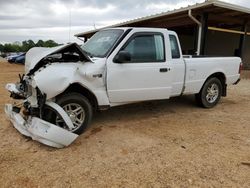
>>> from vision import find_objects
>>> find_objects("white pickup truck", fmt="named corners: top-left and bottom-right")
top-left (5, 27), bottom-right (242, 148)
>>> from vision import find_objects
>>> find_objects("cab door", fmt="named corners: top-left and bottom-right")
top-left (106, 31), bottom-right (173, 103)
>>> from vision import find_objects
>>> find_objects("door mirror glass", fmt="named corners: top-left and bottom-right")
top-left (114, 50), bottom-right (131, 63)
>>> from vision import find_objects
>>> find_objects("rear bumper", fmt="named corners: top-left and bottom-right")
top-left (5, 104), bottom-right (78, 148)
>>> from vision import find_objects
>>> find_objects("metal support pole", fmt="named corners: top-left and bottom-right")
top-left (239, 22), bottom-right (248, 58)
top-left (200, 13), bottom-right (208, 55)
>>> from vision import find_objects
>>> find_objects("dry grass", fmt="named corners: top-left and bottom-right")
top-left (0, 61), bottom-right (249, 187)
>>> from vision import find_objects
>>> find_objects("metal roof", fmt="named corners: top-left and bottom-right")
top-left (75, 0), bottom-right (250, 38)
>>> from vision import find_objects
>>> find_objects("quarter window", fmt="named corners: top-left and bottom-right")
top-left (122, 34), bottom-right (165, 63)
top-left (169, 35), bottom-right (180, 59)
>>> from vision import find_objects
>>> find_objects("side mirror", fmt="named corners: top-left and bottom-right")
top-left (114, 51), bottom-right (131, 63)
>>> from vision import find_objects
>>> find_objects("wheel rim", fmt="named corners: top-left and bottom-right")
top-left (56, 103), bottom-right (85, 132)
top-left (206, 83), bottom-right (219, 103)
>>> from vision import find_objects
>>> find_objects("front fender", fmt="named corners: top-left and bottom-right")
top-left (33, 63), bottom-right (106, 101)
top-left (33, 64), bottom-right (77, 99)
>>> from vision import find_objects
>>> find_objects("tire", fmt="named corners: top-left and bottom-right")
top-left (44, 92), bottom-right (93, 135)
top-left (195, 77), bottom-right (222, 108)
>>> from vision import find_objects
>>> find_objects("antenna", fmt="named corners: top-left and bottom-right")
top-left (68, 8), bottom-right (72, 43)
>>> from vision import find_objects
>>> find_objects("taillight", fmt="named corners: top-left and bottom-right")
top-left (239, 62), bottom-right (243, 74)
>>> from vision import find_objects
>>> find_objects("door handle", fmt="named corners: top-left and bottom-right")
top-left (159, 68), bottom-right (170, 73)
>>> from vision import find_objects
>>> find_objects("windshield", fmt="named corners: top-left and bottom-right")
top-left (81, 29), bottom-right (124, 58)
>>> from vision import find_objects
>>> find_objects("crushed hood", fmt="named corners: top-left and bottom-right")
top-left (25, 43), bottom-right (91, 74)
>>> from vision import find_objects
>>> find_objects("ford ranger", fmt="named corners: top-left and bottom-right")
top-left (5, 28), bottom-right (242, 148)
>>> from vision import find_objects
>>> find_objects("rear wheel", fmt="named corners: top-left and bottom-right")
top-left (45, 93), bottom-right (93, 135)
top-left (195, 77), bottom-right (222, 108)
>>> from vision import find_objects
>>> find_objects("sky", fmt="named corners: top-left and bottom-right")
top-left (0, 0), bottom-right (249, 44)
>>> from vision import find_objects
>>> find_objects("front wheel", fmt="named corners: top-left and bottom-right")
top-left (45, 93), bottom-right (93, 135)
top-left (195, 77), bottom-right (222, 108)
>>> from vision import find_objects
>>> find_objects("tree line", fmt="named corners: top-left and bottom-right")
top-left (0, 39), bottom-right (61, 53)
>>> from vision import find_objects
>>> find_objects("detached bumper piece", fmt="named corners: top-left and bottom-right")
top-left (5, 104), bottom-right (78, 148)
top-left (233, 78), bottom-right (241, 85)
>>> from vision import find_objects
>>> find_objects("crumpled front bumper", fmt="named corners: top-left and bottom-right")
top-left (5, 104), bottom-right (78, 148)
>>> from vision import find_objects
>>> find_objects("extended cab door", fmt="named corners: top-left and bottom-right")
top-left (168, 32), bottom-right (185, 96)
top-left (106, 29), bottom-right (173, 103)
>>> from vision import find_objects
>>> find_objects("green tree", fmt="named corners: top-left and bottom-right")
top-left (0, 43), bottom-right (4, 52)
top-left (44, 40), bottom-right (58, 47)
top-left (36, 40), bottom-right (44, 47)
top-left (22, 41), bottom-right (29, 51)
top-left (12, 44), bottom-right (21, 52)
top-left (4, 44), bottom-right (15, 52)
top-left (1, 39), bottom-right (60, 53)
top-left (22, 40), bottom-right (36, 51)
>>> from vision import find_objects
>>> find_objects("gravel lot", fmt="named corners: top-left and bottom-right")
top-left (0, 60), bottom-right (249, 187)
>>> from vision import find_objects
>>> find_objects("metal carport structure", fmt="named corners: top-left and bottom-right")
top-left (75, 0), bottom-right (250, 69)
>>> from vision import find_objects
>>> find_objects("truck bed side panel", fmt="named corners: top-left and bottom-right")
top-left (183, 57), bottom-right (241, 94)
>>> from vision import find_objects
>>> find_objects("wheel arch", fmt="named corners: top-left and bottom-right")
top-left (58, 83), bottom-right (99, 111)
top-left (203, 72), bottom-right (227, 96)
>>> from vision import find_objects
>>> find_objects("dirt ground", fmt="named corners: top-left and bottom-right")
top-left (0, 60), bottom-right (249, 188)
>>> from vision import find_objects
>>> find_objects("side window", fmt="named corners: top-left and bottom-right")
top-left (122, 34), bottom-right (165, 63)
top-left (169, 35), bottom-right (180, 59)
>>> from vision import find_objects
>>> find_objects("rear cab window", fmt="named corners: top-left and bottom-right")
top-left (169, 35), bottom-right (181, 59)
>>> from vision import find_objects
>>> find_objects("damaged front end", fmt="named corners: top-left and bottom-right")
top-left (5, 43), bottom-right (92, 148)
top-left (5, 75), bottom-right (78, 148)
